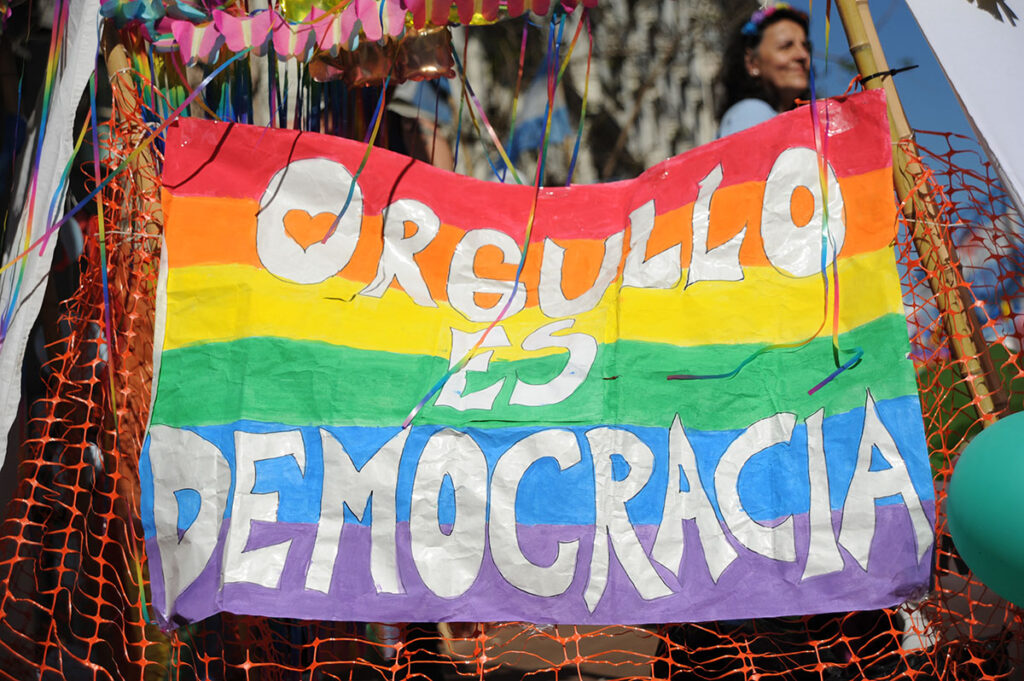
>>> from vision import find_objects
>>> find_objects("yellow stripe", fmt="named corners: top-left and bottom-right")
top-left (162, 247), bottom-right (904, 359)
top-left (619, 247), bottom-right (904, 346)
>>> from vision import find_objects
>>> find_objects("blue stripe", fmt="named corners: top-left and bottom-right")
top-left (140, 394), bottom-right (929, 531)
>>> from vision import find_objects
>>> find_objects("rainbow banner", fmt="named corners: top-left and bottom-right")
top-left (142, 90), bottom-right (934, 627)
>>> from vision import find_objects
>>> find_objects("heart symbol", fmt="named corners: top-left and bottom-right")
top-left (283, 209), bottom-right (337, 251)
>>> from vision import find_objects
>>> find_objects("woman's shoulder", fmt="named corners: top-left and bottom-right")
top-left (717, 98), bottom-right (777, 138)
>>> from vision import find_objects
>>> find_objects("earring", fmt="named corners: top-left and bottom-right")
top-left (752, 69), bottom-right (760, 77)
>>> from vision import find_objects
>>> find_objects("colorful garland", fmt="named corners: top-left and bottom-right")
top-left (100, 0), bottom-right (600, 65)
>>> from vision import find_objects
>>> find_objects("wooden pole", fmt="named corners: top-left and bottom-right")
top-left (100, 25), bottom-right (171, 660)
top-left (103, 28), bottom-right (163, 241)
top-left (834, 0), bottom-right (1007, 427)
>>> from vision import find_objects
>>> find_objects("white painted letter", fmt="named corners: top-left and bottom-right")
top-left (490, 430), bottom-right (582, 596)
top-left (714, 413), bottom-right (797, 562)
top-left (622, 200), bottom-right (681, 289)
top-left (584, 428), bottom-right (673, 612)
top-left (148, 426), bottom-right (230, 613)
top-left (802, 409), bottom-right (844, 579)
top-left (410, 429), bottom-right (488, 598)
top-left (687, 164), bottom-right (745, 287)
top-left (652, 415), bottom-right (738, 582)
top-left (539, 232), bottom-right (624, 318)
top-left (839, 390), bottom-right (933, 570)
top-left (436, 326), bottom-right (512, 411)
top-left (257, 158), bottom-right (362, 285)
top-left (305, 428), bottom-right (407, 594)
top-left (509, 320), bottom-right (598, 407)
top-left (761, 147), bottom-right (846, 277)
top-left (448, 229), bottom-right (527, 322)
top-left (361, 199), bottom-right (439, 307)
top-left (224, 430), bottom-right (306, 589)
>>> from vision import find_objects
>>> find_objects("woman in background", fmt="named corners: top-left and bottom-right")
top-left (717, 2), bottom-right (811, 137)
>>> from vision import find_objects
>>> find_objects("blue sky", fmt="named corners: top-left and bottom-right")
top-left (806, 0), bottom-right (973, 141)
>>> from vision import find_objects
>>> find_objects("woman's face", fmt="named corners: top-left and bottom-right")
top-left (746, 18), bottom-right (811, 110)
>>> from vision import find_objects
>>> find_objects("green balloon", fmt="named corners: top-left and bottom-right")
top-left (947, 411), bottom-right (1024, 608)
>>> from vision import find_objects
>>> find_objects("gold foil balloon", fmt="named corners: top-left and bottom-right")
top-left (345, 38), bottom-right (396, 87)
top-left (396, 26), bottom-right (454, 82)
top-left (281, 0), bottom-right (336, 21)
top-left (280, 0), bottom-right (313, 22)
top-left (309, 19), bottom-right (454, 87)
top-left (308, 52), bottom-right (348, 83)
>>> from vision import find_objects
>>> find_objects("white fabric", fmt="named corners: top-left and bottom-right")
top-left (904, 0), bottom-right (1024, 216)
top-left (0, 1), bottom-right (101, 459)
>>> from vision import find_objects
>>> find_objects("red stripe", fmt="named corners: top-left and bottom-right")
top-left (162, 90), bottom-right (890, 243)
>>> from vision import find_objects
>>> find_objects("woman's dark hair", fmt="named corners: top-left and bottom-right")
top-left (716, 4), bottom-right (810, 119)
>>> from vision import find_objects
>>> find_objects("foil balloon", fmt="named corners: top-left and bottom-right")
top-left (345, 38), bottom-right (395, 87)
top-left (308, 51), bottom-right (347, 83)
top-left (280, 0), bottom-right (314, 22)
top-left (396, 26), bottom-right (454, 82)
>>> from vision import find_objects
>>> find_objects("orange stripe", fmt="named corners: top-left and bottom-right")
top-left (649, 168), bottom-right (896, 268)
top-left (163, 166), bottom-right (894, 304)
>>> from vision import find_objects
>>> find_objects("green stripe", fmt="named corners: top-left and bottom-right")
top-left (151, 313), bottom-right (917, 431)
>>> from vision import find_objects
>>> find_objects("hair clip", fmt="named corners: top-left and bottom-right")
top-left (740, 2), bottom-right (800, 37)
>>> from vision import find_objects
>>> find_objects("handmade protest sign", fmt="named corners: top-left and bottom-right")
top-left (142, 89), bottom-right (933, 627)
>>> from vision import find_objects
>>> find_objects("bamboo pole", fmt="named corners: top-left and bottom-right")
top-left (834, 0), bottom-right (1006, 427)
top-left (103, 28), bottom-right (163, 240)
top-left (100, 24), bottom-right (172, 663)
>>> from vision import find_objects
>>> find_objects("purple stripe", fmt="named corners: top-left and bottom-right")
top-left (147, 502), bottom-right (934, 627)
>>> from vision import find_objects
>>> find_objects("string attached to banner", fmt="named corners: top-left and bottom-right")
top-left (452, 34), bottom-right (467, 171)
top-left (669, 0), bottom-right (861, 395)
top-left (451, 48), bottom-right (523, 185)
top-left (320, 72), bottom-right (391, 243)
top-left (565, 11), bottom-right (592, 184)
top-left (401, 9), bottom-right (584, 429)
top-left (503, 20), bottom-right (532, 182)
top-left (806, 0), bottom-right (863, 392)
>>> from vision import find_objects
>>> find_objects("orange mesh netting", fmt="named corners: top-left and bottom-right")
top-left (1, 59), bottom-right (1023, 681)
